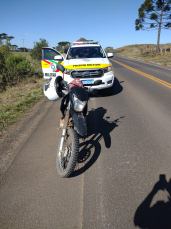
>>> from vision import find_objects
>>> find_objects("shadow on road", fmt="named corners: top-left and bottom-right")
top-left (98, 77), bottom-right (123, 97)
top-left (70, 107), bottom-right (125, 177)
top-left (113, 77), bottom-right (124, 96)
top-left (134, 175), bottom-right (171, 229)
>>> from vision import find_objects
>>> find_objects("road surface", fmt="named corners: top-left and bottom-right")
top-left (0, 55), bottom-right (171, 229)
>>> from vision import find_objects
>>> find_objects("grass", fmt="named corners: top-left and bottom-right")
top-left (0, 52), bottom-right (45, 133)
top-left (0, 78), bottom-right (44, 132)
top-left (114, 43), bottom-right (171, 67)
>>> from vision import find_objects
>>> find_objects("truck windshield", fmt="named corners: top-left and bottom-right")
top-left (66, 46), bottom-right (106, 60)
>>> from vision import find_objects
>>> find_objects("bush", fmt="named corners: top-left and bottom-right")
top-left (5, 55), bottom-right (32, 84)
top-left (0, 54), bottom-right (33, 91)
top-left (30, 38), bottom-right (49, 60)
top-left (0, 35), bottom-right (39, 91)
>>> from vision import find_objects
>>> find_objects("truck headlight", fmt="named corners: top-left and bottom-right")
top-left (103, 65), bottom-right (113, 73)
top-left (64, 69), bottom-right (72, 75)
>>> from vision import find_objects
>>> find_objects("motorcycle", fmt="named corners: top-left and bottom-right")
top-left (52, 63), bottom-right (102, 178)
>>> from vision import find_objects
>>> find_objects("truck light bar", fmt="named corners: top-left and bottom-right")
top-left (72, 41), bottom-right (99, 45)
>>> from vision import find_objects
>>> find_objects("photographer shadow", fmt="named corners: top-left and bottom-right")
top-left (70, 107), bottom-right (125, 177)
top-left (134, 175), bottom-right (171, 229)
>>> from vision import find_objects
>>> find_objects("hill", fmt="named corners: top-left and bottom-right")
top-left (113, 44), bottom-right (171, 67)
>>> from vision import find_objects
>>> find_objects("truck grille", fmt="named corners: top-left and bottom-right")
top-left (71, 69), bottom-right (103, 79)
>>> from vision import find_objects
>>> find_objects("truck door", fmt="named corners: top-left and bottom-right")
top-left (42, 47), bottom-right (64, 79)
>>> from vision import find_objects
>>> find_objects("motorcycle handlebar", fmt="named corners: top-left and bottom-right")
top-left (60, 79), bottom-right (99, 97)
top-left (61, 80), bottom-right (69, 90)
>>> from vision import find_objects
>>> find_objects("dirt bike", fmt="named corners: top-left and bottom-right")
top-left (56, 63), bottom-right (102, 178)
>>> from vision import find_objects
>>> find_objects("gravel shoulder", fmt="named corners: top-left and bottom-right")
top-left (0, 98), bottom-right (53, 179)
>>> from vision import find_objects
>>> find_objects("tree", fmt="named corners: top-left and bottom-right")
top-left (0, 33), bottom-right (7, 40)
top-left (77, 37), bottom-right (87, 41)
top-left (105, 46), bottom-right (114, 50)
top-left (56, 41), bottom-right (70, 52)
top-left (18, 47), bottom-right (28, 52)
top-left (11, 45), bottom-right (18, 51)
top-left (7, 36), bottom-right (14, 41)
top-left (30, 38), bottom-right (49, 60)
top-left (0, 35), bottom-right (12, 59)
top-left (77, 38), bottom-right (93, 42)
top-left (135, 0), bottom-right (171, 51)
top-left (0, 35), bottom-right (16, 89)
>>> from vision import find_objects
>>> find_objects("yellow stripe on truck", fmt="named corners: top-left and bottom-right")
top-left (41, 61), bottom-right (49, 68)
top-left (41, 61), bottom-right (64, 69)
top-left (64, 63), bottom-right (111, 69)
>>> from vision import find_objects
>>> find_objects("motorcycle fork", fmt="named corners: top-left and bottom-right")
top-left (59, 109), bottom-right (70, 157)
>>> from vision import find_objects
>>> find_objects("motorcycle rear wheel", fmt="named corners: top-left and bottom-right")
top-left (57, 128), bottom-right (79, 178)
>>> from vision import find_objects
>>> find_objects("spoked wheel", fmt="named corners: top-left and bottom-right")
top-left (57, 128), bottom-right (79, 178)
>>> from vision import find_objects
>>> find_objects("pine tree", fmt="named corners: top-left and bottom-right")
top-left (135, 0), bottom-right (171, 51)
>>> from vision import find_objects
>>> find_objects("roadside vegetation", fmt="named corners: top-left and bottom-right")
top-left (0, 35), bottom-right (90, 133)
top-left (114, 43), bottom-right (171, 67)
top-left (0, 79), bottom-right (44, 132)
top-left (0, 34), bottom-right (45, 133)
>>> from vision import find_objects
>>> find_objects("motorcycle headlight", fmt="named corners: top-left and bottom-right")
top-left (64, 69), bottom-right (72, 75)
top-left (73, 94), bottom-right (86, 112)
top-left (103, 65), bottom-right (113, 73)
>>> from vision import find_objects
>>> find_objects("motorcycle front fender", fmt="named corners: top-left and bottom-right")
top-left (70, 108), bottom-right (87, 137)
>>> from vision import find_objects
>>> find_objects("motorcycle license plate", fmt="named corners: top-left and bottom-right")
top-left (81, 79), bottom-right (94, 85)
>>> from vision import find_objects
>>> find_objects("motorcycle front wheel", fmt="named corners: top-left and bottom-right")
top-left (57, 128), bottom-right (79, 178)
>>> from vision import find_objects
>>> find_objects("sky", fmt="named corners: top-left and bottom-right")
top-left (0, 0), bottom-right (170, 49)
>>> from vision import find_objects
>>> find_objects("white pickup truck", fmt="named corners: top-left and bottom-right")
top-left (41, 41), bottom-right (115, 97)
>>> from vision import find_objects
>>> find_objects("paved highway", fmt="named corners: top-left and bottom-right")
top-left (0, 55), bottom-right (171, 229)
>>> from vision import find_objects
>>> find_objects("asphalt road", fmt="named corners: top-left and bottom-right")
top-left (0, 55), bottom-right (171, 229)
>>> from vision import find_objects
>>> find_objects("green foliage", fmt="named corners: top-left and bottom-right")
top-left (135, 19), bottom-right (140, 26)
top-left (0, 35), bottom-right (12, 89)
top-left (77, 38), bottom-right (93, 42)
top-left (105, 46), bottom-right (113, 50)
top-left (57, 41), bottom-right (70, 48)
top-left (135, 0), bottom-right (171, 51)
top-left (144, 0), bottom-right (154, 11)
top-left (0, 37), bottom-right (11, 59)
top-left (150, 23), bottom-right (155, 28)
top-left (18, 47), bottom-right (28, 52)
top-left (0, 52), bottom-right (5, 71)
top-left (0, 34), bottom-right (40, 91)
top-left (139, 11), bottom-right (145, 18)
top-left (150, 13), bottom-right (158, 20)
top-left (135, 25), bottom-right (140, 30)
top-left (77, 37), bottom-right (87, 41)
top-left (11, 45), bottom-right (18, 51)
top-left (30, 38), bottom-right (49, 60)
top-left (0, 33), bottom-right (7, 41)
top-left (56, 41), bottom-right (70, 53)
top-left (105, 46), bottom-right (115, 52)
top-left (135, 0), bottom-right (171, 30)
top-left (5, 54), bottom-right (32, 83)
top-left (0, 82), bottom-right (44, 131)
